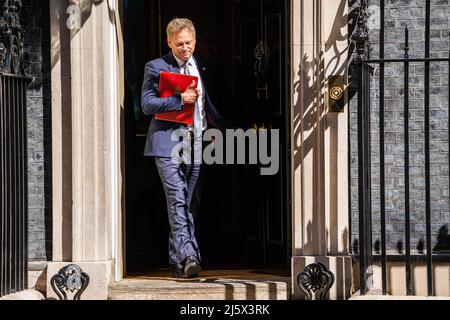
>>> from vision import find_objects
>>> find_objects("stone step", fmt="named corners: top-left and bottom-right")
top-left (109, 270), bottom-right (291, 300)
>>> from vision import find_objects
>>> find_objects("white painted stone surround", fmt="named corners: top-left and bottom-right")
top-left (44, 0), bottom-right (354, 300)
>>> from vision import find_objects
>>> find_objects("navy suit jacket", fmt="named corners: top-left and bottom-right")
top-left (141, 52), bottom-right (228, 157)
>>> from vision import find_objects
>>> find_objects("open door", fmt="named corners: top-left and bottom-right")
top-left (238, 0), bottom-right (291, 272)
top-left (122, 0), bottom-right (291, 275)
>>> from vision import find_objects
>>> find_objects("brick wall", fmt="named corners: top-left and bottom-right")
top-left (350, 0), bottom-right (450, 254)
top-left (23, 0), bottom-right (52, 261)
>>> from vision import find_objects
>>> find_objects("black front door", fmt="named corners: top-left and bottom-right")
top-left (122, 0), bottom-right (290, 274)
top-left (237, 0), bottom-right (291, 272)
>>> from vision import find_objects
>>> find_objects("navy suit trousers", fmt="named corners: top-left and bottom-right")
top-left (155, 157), bottom-right (201, 265)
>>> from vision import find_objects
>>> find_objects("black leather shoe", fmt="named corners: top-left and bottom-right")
top-left (184, 257), bottom-right (202, 277)
top-left (170, 263), bottom-right (189, 279)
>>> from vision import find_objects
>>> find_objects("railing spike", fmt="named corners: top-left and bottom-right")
top-left (404, 26), bottom-right (409, 58)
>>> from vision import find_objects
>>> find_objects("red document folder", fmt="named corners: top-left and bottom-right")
top-left (154, 71), bottom-right (198, 125)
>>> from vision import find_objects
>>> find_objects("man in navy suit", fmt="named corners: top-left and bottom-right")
top-left (141, 18), bottom-right (228, 278)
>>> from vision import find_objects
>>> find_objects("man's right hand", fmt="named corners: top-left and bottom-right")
top-left (181, 81), bottom-right (199, 105)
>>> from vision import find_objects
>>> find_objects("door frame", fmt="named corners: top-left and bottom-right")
top-left (116, 0), bottom-right (293, 278)
top-left (283, 0), bottom-right (293, 274)
top-left (112, 0), bottom-right (125, 282)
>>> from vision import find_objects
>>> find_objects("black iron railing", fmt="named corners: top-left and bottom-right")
top-left (0, 0), bottom-right (30, 298)
top-left (0, 74), bottom-right (30, 298)
top-left (351, 0), bottom-right (450, 296)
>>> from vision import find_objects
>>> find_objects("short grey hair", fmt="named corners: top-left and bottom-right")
top-left (166, 18), bottom-right (196, 39)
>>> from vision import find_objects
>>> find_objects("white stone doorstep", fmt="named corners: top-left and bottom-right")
top-left (0, 290), bottom-right (45, 300)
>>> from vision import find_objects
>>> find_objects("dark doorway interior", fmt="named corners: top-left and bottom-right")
top-left (123, 0), bottom-right (291, 275)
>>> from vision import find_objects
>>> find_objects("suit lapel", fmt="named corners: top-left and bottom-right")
top-left (162, 52), bottom-right (181, 73)
top-left (193, 55), bottom-right (208, 92)
top-left (194, 55), bottom-right (207, 78)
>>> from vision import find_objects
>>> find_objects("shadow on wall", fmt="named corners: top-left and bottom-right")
top-left (292, 0), bottom-right (350, 255)
top-left (293, 0), bottom-right (351, 170)
top-left (434, 225), bottom-right (450, 253)
top-left (354, 224), bottom-right (450, 255)
top-left (50, 0), bottom-right (118, 71)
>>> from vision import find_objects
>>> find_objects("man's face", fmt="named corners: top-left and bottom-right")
top-left (168, 29), bottom-right (196, 62)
